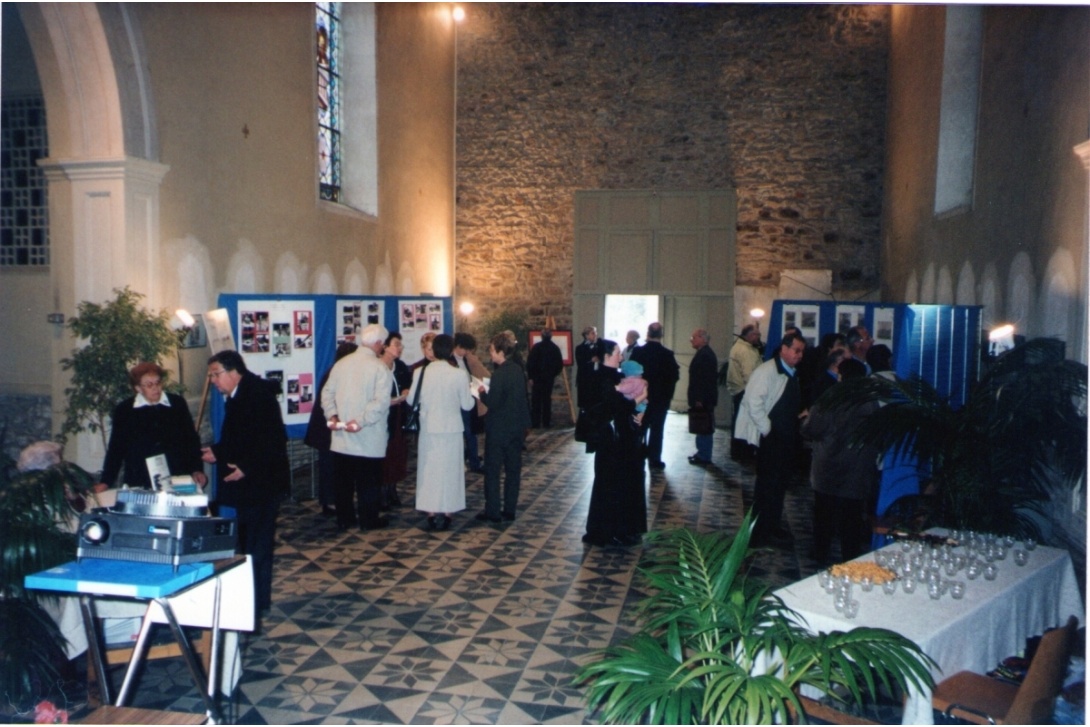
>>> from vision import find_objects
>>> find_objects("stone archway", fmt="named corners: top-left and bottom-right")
top-left (16, 3), bottom-right (168, 468)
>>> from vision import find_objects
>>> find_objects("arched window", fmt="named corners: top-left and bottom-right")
top-left (316, 1), bottom-right (341, 203)
top-left (934, 5), bottom-right (982, 215)
top-left (316, 2), bottom-right (377, 216)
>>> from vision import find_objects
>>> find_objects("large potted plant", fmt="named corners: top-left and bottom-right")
top-left (59, 286), bottom-right (182, 450)
top-left (574, 516), bottom-right (935, 724)
top-left (0, 445), bottom-right (97, 712)
top-left (822, 337), bottom-right (1087, 538)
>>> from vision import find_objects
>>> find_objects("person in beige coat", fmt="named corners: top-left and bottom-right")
top-left (322, 323), bottom-right (393, 531)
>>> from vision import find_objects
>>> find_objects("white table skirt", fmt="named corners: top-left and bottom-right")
top-left (773, 539), bottom-right (1084, 725)
top-left (41, 556), bottom-right (254, 694)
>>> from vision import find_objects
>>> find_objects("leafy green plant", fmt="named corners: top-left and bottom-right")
top-left (476, 308), bottom-right (530, 356)
top-left (575, 517), bottom-right (935, 724)
top-left (59, 286), bottom-right (181, 449)
top-left (822, 337), bottom-right (1087, 538)
top-left (0, 447), bottom-right (96, 710)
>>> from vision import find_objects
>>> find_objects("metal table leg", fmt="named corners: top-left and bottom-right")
top-left (79, 596), bottom-right (111, 706)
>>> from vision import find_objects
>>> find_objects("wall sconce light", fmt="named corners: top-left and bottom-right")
top-left (987, 323), bottom-right (1016, 357)
top-left (750, 307), bottom-right (765, 333)
top-left (459, 301), bottom-right (474, 331)
top-left (173, 309), bottom-right (195, 344)
top-left (452, 5), bottom-right (465, 22)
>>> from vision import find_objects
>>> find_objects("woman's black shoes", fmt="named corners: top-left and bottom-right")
top-left (438, 515), bottom-right (452, 531)
top-left (427, 516), bottom-right (438, 531)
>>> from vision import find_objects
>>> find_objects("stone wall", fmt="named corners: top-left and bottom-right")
top-left (0, 394), bottom-right (53, 465)
top-left (455, 3), bottom-right (890, 333)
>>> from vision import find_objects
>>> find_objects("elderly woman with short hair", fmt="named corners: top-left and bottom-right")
top-left (98, 361), bottom-right (206, 490)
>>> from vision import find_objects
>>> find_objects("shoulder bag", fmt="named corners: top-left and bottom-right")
top-left (403, 364), bottom-right (427, 433)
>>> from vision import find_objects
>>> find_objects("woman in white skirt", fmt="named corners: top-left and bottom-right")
top-left (409, 333), bottom-right (475, 530)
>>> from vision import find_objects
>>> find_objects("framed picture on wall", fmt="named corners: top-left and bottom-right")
top-left (529, 330), bottom-right (573, 366)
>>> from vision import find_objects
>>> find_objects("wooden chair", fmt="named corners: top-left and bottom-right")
top-left (788, 694), bottom-right (883, 724)
top-left (77, 706), bottom-right (207, 724)
top-left (931, 615), bottom-right (1078, 724)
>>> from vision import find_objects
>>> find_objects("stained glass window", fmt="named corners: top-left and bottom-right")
top-left (317, 2), bottom-right (341, 203)
top-left (0, 95), bottom-right (49, 266)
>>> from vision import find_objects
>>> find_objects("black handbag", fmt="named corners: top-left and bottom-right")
top-left (688, 406), bottom-right (715, 435)
top-left (575, 406), bottom-right (615, 452)
top-left (403, 364), bottom-right (426, 433)
top-left (574, 408), bottom-right (593, 443)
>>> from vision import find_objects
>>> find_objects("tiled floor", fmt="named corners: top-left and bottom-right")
top-left (115, 412), bottom-right (824, 724)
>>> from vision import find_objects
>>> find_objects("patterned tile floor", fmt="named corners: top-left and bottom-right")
top-left (112, 412), bottom-right (825, 724)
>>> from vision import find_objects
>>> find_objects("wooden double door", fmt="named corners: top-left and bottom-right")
top-left (573, 190), bottom-right (737, 422)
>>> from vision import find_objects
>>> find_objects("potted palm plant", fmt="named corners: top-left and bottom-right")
top-left (821, 337), bottom-right (1087, 538)
top-left (0, 444), bottom-right (97, 713)
top-left (574, 516), bottom-right (936, 724)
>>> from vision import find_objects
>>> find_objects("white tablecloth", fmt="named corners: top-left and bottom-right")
top-left (41, 556), bottom-right (254, 694)
top-left (773, 540), bottom-right (1084, 724)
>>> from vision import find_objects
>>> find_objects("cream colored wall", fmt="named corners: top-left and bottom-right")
top-left (882, 5), bottom-right (1089, 361)
top-left (0, 271), bottom-right (53, 396)
top-left (132, 1), bottom-right (455, 312)
top-left (0, 2), bottom-right (456, 466)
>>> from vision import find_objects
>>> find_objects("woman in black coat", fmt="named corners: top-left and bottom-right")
top-left (98, 362), bottom-right (206, 490)
top-left (582, 340), bottom-right (648, 547)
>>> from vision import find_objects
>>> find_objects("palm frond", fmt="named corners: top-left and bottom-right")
top-left (576, 630), bottom-right (703, 725)
top-left (575, 521), bottom-right (936, 724)
top-left (0, 599), bottom-right (70, 710)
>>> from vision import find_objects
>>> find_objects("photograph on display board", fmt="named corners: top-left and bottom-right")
top-left (782, 304), bottom-right (820, 347)
top-left (273, 322), bottom-right (291, 357)
top-left (336, 299), bottom-right (385, 345)
top-left (237, 300), bottom-right (318, 426)
top-left (286, 373), bottom-right (315, 415)
top-left (294, 311), bottom-right (314, 349)
top-left (241, 310), bottom-right (257, 353)
top-left (873, 307), bottom-right (896, 348)
top-left (836, 305), bottom-right (866, 335)
top-left (398, 299), bottom-right (445, 365)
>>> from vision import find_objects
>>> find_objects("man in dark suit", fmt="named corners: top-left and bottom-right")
top-left (686, 328), bottom-right (719, 466)
top-left (477, 332), bottom-right (532, 522)
top-left (575, 325), bottom-right (605, 409)
top-left (630, 321), bottom-right (680, 471)
top-left (526, 329), bottom-right (564, 428)
top-left (202, 350), bottom-right (289, 617)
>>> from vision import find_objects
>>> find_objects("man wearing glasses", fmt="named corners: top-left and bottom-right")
top-left (202, 350), bottom-right (289, 620)
top-left (846, 326), bottom-right (874, 374)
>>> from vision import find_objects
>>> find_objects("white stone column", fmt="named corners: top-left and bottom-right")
top-left (40, 155), bottom-right (170, 471)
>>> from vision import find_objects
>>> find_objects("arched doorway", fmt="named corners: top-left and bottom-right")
top-left (3, 4), bottom-right (168, 468)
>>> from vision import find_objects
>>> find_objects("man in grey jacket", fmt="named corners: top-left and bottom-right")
top-left (477, 332), bottom-right (531, 522)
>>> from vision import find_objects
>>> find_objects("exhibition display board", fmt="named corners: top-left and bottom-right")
top-left (211, 294), bottom-right (452, 440)
top-left (765, 301), bottom-right (982, 407)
